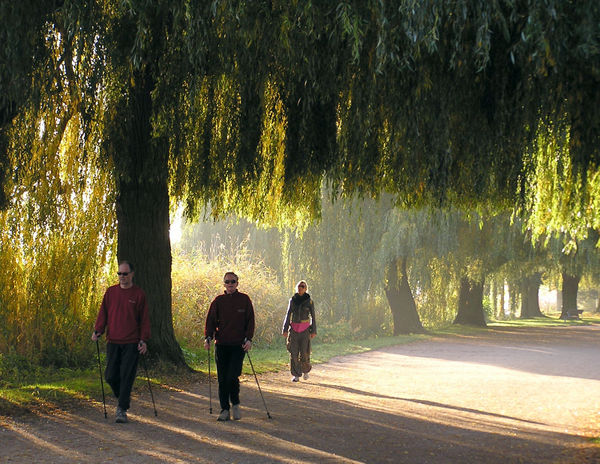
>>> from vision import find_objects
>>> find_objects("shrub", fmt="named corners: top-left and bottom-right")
top-left (171, 247), bottom-right (288, 349)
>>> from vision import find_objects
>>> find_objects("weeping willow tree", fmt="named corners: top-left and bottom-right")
top-left (2, 1), bottom-right (600, 364)
top-left (0, 1), bottom-right (114, 364)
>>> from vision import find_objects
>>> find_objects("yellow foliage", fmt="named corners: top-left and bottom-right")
top-left (171, 247), bottom-right (288, 348)
top-left (0, 109), bottom-right (115, 366)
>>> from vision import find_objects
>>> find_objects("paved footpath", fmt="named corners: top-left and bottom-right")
top-left (2, 325), bottom-right (600, 463)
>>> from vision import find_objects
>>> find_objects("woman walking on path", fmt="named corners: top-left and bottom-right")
top-left (282, 280), bottom-right (316, 382)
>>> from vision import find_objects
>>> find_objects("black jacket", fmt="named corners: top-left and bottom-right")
top-left (282, 293), bottom-right (316, 334)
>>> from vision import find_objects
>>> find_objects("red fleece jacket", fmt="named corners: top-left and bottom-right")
top-left (94, 284), bottom-right (151, 344)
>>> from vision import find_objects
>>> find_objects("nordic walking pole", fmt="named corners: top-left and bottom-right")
top-left (140, 352), bottom-right (158, 417)
top-left (95, 339), bottom-right (107, 419)
top-left (208, 341), bottom-right (213, 414)
top-left (246, 350), bottom-right (272, 419)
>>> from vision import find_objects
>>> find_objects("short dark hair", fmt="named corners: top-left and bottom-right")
top-left (119, 260), bottom-right (134, 272)
top-left (223, 271), bottom-right (238, 281)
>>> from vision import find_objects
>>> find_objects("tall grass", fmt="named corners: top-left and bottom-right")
top-left (171, 246), bottom-right (289, 349)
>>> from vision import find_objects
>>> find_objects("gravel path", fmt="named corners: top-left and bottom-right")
top-left (2, 325), bottom-right (600, 463)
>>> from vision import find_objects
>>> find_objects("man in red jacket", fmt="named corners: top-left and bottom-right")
top-left (204, 272), bottom-right (255, 421)
top-left (92, 261), bottom-right (150, 423)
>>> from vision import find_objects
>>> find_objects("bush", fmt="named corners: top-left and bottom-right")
top-left (349, 294), bottom-right (393, 338)
top-left (171, 248), bottom-right (288, 349)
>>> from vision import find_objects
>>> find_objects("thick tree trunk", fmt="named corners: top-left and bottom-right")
top-left (520, 273), bottom-right (544, 318)
top-left (384, 257), bottom-right (424, 335)
top-left (115, 68), bottom-right (185, 365)
top-left (454, 276), bottom-right (487, 326)
top-left (560, 273), bottom-right (580, 319)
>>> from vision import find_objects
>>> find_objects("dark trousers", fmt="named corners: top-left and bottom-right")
top-left (105, 342), bottom-right (139, 411)
top-left (215, 344), bottom-right (246, 411)
top-left (287, 330), bottom-right (312, 377)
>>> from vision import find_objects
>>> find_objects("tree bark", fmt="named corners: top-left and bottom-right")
top-left (384, 257), bottom-right (424, 334)
top-left (498, 279), bottom-right (505, 320)
top-left (454, 276), bottom-right (487, 326)
top-left (508, 282), bottom-right (518, 318)
top-left (560, 273), bottom-right (580, 319)
top-left (491, 279), bottom-right (498, 319)
top-left (520, 273), bottom-right (544, 318)
top-left (115, 67), bottom-right (185, 365)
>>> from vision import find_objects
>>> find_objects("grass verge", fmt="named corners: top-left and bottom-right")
top-left (1, 314), bottom-right (598, 417)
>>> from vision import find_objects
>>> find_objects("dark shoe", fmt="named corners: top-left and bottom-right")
top-left (115, 406), bottom-right (128, 423)
top-left (303, 372), bottom-right (309, 380)
top-left (232, 404), bottom-right (241, 420)
top-left (217, 409), bottom-right (230, 421)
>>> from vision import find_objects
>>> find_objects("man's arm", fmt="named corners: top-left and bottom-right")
top-left (204, 299), bottom-right (217, 350)
top-left (244, 295), bottom-right (255, 342)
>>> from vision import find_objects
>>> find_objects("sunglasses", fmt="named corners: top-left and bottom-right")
top-left (298, 285), bottom-right (306, 288)
top-left (224, 280), bottom-right (237, 284)
top-left (117, 272), bottom-right (130, 276)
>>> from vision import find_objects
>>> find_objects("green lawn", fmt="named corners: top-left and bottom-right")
top-left (1, 314), bottom-right (598, 416)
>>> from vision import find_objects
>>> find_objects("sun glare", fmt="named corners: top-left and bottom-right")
top-left (170, 208), bottom-right (183, 244)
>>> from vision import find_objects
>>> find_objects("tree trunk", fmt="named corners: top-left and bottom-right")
top-left (454, 276), bottom-right (487, 326)
top-left (0, 109), bottom-right (15, 209)
top-left (498, 280), bottom-right (505, 320)
top-left (384, 257), bottom-right (424, 334)
top-left (115, 68), bottom-right (185, 366)
top-left (508, 282), bottom-right (518, 318)
top-left (560, 273), bottom-right (580, 319)
top-left (491, 279), bottom-right (498, 319)
top-left (520, 273), bottom-right (543, 318)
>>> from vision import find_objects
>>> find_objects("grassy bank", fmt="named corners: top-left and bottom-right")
top-left (1, 314), bottom-right (598, 417)
top-left (0, 333), bottom-right (425, 416)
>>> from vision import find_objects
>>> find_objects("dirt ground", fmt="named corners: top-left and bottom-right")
top-left (2, 325), bottom-right (600, 463)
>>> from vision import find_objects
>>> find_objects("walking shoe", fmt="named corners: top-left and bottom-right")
top-left (292, 376), bottom-right (299, 382)
top-left (115, 406), bottom-right (128, 423)
top-left (303, 372), bottom-right (309, 380)
top-left (217, 409), bottom-right (230, 421)
top-left (232, 404), bottom-right (241, 420)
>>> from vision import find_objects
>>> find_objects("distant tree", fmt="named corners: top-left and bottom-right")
top-left (520, 273), bottom-right (544, 318)
top-left (544, 232), bottom-right (600, 319)
top-left (384, 256), bottom-right (424, 334)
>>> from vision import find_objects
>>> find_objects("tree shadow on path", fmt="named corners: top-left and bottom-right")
top-left (1, 325), bottom-right (600, 463)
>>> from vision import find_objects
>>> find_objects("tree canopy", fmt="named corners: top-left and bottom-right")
top-left (1, 0), bottom-right (599, 363)
top-left (3, 1), bottom-right (600, 218)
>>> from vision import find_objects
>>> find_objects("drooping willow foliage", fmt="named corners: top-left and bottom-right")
top-left (1, 0), bottom-right (599, 363)
top-left (0, 108), bottom-right (114, 365)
